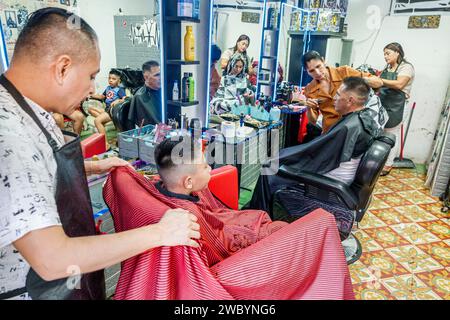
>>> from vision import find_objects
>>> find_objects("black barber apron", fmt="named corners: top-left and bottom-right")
top-left (0, 75), bottom-right (105, 300)
top-left (379, 64), bottom-right (406, 129)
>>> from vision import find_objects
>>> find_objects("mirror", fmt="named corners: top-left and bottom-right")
top-left (207, 0), bottom-right (266, 129)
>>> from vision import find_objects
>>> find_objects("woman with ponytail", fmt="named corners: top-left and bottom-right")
top-left (378, 42), bottom-right (415, 175)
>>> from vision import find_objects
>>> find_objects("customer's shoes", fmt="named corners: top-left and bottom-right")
top-left (380, 166), bottom-right (392, 177)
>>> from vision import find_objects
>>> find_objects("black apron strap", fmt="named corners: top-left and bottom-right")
top-left (0, 74), bottom-right (59, 151)
top-left (0, 287), bottom-right (27, 300)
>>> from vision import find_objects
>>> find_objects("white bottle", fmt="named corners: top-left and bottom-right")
top-left (172, 81), bottom-right (179, 101)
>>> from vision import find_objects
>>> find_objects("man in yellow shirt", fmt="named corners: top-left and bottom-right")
top-left (302, 51), bottom-right (383, 133)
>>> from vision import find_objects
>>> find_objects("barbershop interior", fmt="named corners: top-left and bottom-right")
top-left (0, 0), bottom-right (449, 301)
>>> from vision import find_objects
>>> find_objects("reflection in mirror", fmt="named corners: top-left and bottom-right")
top-left (77, 0), bottom-right (164, 135)
top-left (207, 0), bottom-right (266, 130)
top-left (0, 1), bottom-right (166, 136)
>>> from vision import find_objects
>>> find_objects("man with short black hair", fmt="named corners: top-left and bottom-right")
top-left (128, 60), bottom-right (162, 127)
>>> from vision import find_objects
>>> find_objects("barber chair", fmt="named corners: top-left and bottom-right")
top-left (273, 133), bottom-right (396, 264)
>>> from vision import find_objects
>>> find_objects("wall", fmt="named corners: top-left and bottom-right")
top-left (78, 0), bottom-right (155, 91)
top-left (345, 0), bottom-right (450, 164)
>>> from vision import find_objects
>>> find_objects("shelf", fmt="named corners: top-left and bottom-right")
top-left (167, 100), bottom-right (199, 107)
top-left (264, 27), bottom-right (279, 32)
top-left (288, 31), bottom-right (346, 38)
top-left (166, 16), bottom-right (200, 23)
top-left (258, 80), bottom-right (275, 86)
top-left (167, 60), bottom-right (200, 65)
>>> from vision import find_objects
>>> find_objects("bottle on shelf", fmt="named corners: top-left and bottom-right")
top-left (184, 25), bottom-right (195, 61)
top-left (172, 80), bottom-right (180, 101)
top-left (182, 72), bottom-right (190, 102)
top-left (188, 73), bottom-right (195, 102)
top-left (177, 0), bottom-right (193, 18)
top-left (193, 0), bottom-right (200, 19)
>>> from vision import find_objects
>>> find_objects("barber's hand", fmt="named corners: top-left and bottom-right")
top-left (305, 98), bottom-right (320, 110)
top-left (94, 157), bottom-right (134, 174)
top-left (157, 209), bottom-right (200, 248)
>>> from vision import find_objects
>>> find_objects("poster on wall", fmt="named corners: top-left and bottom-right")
top-left (0, 0), bottom-right (77, 63)
top-left (391, 0), bottom-right (450, 15)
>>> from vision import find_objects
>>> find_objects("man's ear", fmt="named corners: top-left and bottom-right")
top-left (53, 55), bottom-right (73, 86)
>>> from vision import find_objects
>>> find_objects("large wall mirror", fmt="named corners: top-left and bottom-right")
top-left (206, 0), bottom-right (266, 129)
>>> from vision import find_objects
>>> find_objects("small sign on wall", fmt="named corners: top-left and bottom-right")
top-left (408, 15), bottom-right (441, 29)
top-left (241, 12), bottom-right (260, 24)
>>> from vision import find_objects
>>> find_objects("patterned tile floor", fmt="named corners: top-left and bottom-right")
top-left (349, 168), bottom-right (449, 300)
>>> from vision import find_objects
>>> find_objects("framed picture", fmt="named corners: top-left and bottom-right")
top-left (408, 15), bottom-right (441, 28)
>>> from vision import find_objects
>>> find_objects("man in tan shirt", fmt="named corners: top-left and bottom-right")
top-left (302, 51), bottom-right (383, 133)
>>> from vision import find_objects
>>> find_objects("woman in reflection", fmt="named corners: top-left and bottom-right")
top-left (210, 53), bottom-right (255, 115)
top-left (220, 34), bottom-right (254, 76)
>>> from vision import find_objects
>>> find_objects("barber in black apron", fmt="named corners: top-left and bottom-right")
top-left (0, 75), bottom-right (105, 300)
top-left (378, 64), bottom-right (406, 129)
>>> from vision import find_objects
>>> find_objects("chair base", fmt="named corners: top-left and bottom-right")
top-left (342, 233), bottom-right (362, 265)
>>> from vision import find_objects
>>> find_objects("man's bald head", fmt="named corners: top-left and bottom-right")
top-left (13, 7), bottom-right (98, 64)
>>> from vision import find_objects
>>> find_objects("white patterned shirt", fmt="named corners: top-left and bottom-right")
top-left (0, 84), bottom-right (64, 299)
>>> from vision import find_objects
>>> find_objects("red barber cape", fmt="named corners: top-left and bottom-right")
top-left (103, 168), bottom-right (354, 300)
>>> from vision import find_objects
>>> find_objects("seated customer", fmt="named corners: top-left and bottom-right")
top-left (87, 69), bottom-right (127, 136)
top-left (128, 60), bottom-right (162, 127)
top-left (249, 77), bottom-right (380, 214)
top-left (52, 109), bottom-right (85, 135)
top-left (103, 136), bottom-right (355, 300)
top-left (210, 53), bottom-right (255, 115)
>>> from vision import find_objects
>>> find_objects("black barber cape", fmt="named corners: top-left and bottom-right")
top-left (249, 108), bottom-right (380, 213)
top-left (128, 86), bottom-right (162, 127)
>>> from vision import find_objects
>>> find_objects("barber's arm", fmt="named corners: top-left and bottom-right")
top-left (84, 157), bottom-right (133, 176)
top-left (346, 66), bottom-right (383, 89)
top-left (13, 208), bottom-right (200, 281)
top-left (364, 76), bottom-right (383, 89)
